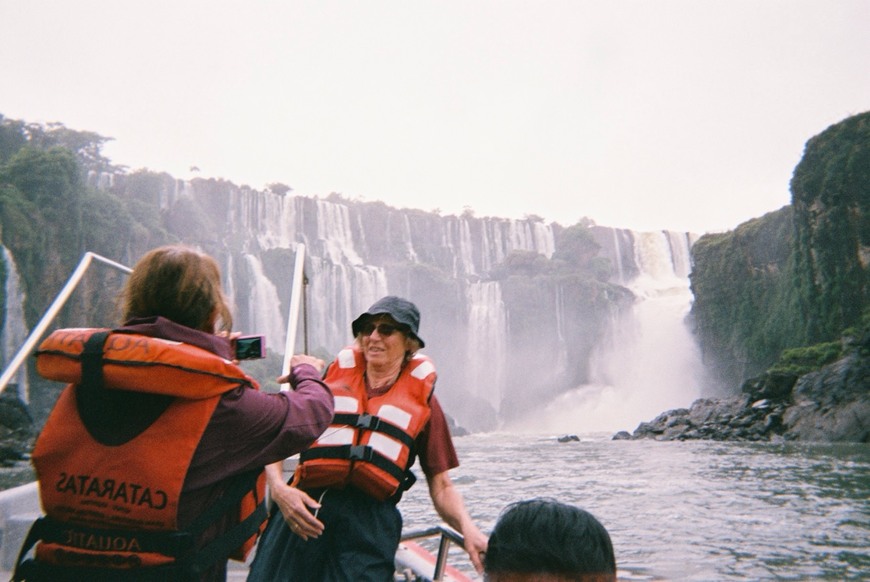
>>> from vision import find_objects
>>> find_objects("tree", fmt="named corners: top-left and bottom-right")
top-left (267, 182), bottom-right (293, 196)
top-left (0, 115), bottom-right (28, 163)
top-left (552, 224), bottom-right (600, 268)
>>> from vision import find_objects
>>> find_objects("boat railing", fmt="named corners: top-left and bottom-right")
top-left (0, 251), bottom-right (132, 399)
top-left (400, 525), bottom-right (466, 581)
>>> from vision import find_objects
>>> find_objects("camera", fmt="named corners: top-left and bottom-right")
top-left (234, 335), bottom-right (266, 360)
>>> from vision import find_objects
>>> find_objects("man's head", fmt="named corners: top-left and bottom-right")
top-left (484, 498), bottom-right (616, 582)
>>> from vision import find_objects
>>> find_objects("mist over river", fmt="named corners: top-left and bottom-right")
top-left (399, 432), bottom-right (869, 581)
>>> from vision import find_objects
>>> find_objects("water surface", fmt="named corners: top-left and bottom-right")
top-left (399, 433), bottom-right (869, 581)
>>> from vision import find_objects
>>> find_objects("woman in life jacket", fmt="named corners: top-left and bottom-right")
top-left (15, 245), bottom-right (334, 582)
top-left (248, 295), bottom-right (489, 581)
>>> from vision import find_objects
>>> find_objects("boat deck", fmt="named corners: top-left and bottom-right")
top-left (0, 479), bottom-right (462, 581)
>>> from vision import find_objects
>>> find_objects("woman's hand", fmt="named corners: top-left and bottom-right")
top-left (215, 330), bottom-right (243, 363)
top-left (270, 479), bottom-right (325, 540)
top-left (462, 522), bottom-right (489, 574)
top-left (426, 471), bottom-right (489, 574)
top-left (276, 354), bottom-right (326, 384)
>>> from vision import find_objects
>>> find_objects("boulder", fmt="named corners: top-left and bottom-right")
top-left (615, 336), bottom-right (868, 443)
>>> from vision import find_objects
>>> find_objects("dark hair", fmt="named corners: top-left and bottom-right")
top-left (121, 245), bottom-right (232, 332)
top-left (484, 498), bottom-right (616, 581)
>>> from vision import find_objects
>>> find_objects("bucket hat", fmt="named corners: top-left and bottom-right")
top-left (351, 296), bottom-right (425, 347)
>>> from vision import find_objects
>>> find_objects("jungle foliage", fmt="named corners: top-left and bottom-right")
top-left (0, 117), bottom-right (175, 328)
top-left (690, 111), bottom-right (870, 387)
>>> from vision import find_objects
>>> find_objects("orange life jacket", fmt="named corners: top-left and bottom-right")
top-left (19, 328), bottom-right (265, 578)
top-left (292, 347), bottom-right (435, 501)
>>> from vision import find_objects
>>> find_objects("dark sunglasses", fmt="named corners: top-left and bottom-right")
top-left (360, 322), bottom-right (407, 337)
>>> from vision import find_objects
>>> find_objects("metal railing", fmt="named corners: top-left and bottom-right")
top-left (400, 525), bottom-right (466, 581)
top-left (0, 252), bottom-right (132, 399)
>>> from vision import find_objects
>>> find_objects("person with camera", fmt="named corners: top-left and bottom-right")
top-left (14, 245), bottom-right (334, 582)
top-left (248, 295), bottom-right (488, 581)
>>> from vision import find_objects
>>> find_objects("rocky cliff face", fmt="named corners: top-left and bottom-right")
top-left (615, 325), bottom-right (869, 443)
top-left (689, 206), bottom-right (794, 390)
top-left (790, 112), bottom-right (870, 343)
top-left (622, 111), bottom-right (870, 443)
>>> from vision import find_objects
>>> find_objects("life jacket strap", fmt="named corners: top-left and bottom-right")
top-left (16, 517), bottom-right (194, 557)
top-left (185, 470), bottom-right (266, 573)
top-left (80, 330), bottom-right (110, 389)
top-left (12, 471), bottom-right (266, 579)
top-left (332, 412), bottom-right (416, 448)
top-left (188, 495), bottom-right (267, 574)
top-left (12, 560), bottom-right (190, 581)
top-left (300, 444), bottom-right (408, 484)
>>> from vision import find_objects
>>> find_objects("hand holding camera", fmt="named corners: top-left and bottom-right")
top-left (234, 334), bottom-right (266, 360)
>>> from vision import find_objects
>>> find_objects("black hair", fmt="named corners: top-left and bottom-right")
top-left (484, 498), bottom-right (616, 579)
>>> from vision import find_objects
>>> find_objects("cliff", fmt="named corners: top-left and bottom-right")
top-left (616, 322), bottom-right (869, 442)
top-left (622, 111), bottom-right (870, 443)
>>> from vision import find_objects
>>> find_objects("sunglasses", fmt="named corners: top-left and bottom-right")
top-left (360, 322), bottom-right (407, 337)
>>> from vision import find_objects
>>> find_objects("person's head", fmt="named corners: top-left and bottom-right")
top-left (121, 245), bottom-right (232, 333)
top-left (351, 296), bottom-right (424, 366)
top-left (484, 498), bottom-right (616, 582)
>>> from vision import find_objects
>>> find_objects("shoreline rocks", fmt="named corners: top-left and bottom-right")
top-left (615, 334), bottom-right (869, 443)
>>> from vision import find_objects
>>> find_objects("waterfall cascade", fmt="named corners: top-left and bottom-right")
top-left (241, 254), bottom-right (287, 352)
top-left (512, 230), bottom-right (705, 434)
top-left (13, 173), bottom-right (710, 433)
top-left (466, 281), bottom-right (507, 412)
top-left (1, 246), bottom-right (29, 403)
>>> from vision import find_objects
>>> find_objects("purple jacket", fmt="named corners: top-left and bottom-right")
top-left (117, 317), bottom-right (334, 580)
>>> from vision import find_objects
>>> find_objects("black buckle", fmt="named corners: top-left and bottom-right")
top-left (348, 445), bottom-right (372, 461)
top-left (355, 413), bottom-right (382, 431)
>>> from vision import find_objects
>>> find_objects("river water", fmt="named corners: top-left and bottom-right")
top-left (398, 432), bottom-right (870, 581)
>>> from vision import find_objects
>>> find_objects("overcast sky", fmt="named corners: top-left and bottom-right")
top-left (1, 1), bottom-right (868, 234)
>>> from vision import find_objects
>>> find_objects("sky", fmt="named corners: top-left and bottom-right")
top-left (1, 1), bottom-right (868, 234)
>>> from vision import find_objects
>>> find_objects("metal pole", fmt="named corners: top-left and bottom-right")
top-left (0, 252), bottom-right (132, 398)
top-left (281, 243), bottom-right (307, 385)
top-left (434, 533), bottom-right (453, 581)
top-left (302, 273), bottom-right (309, 355)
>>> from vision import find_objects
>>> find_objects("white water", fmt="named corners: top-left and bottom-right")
top-left (511, 230), bottom-right (704, 434)
top-left (0, 246), bottom-right (28, 403)
top-left (304, 259), bottom-right (388, 353)
top-left (315, 199), bottom-right (363, 265)
top-left (242, 254), bottom-right (286, 352)
top-left (466, 281), bottom-right (507, 412)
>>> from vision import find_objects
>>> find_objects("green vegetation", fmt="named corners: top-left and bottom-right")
top-left (790, 112), bottom-right (870, 344)
top-left (690, 111), bottom-right (870, 387)
top-left (768, 341), bottom-right (843, 376)
top-left (0, 118), bottom-right (174, 329)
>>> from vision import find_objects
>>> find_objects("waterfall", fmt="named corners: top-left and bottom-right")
top-left (305, 259), bottom-right (388, 354)
top-left (315, 199), bottom-right (363, 265)
top-left (611, 228), bottom-right (626, 283)
top-left (1, 246), bottom-right (29, 403)
top-left (401, 215), bottom-right (419, 262)
top-left (251, 190), bottom-right (298, 250)
top-left (466, 281), bottom-right (507, 412)
top-left (87, 172), bottom-right (705, 433)
top-left (513, 229), bottom-right (704, 434)
top-left (553, 284), bottom-right (569, 377)
top-left (457, 219), bottom-right (476, 276)
top-left (242, 254), bottom-right (286, 353)
top-left (666, 231), bottom-right (693, 279)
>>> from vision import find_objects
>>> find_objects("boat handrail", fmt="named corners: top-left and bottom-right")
top-left (0, 251), bottom-right (132, 399)
top-left (400, 524), bottom-right (465, 581)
